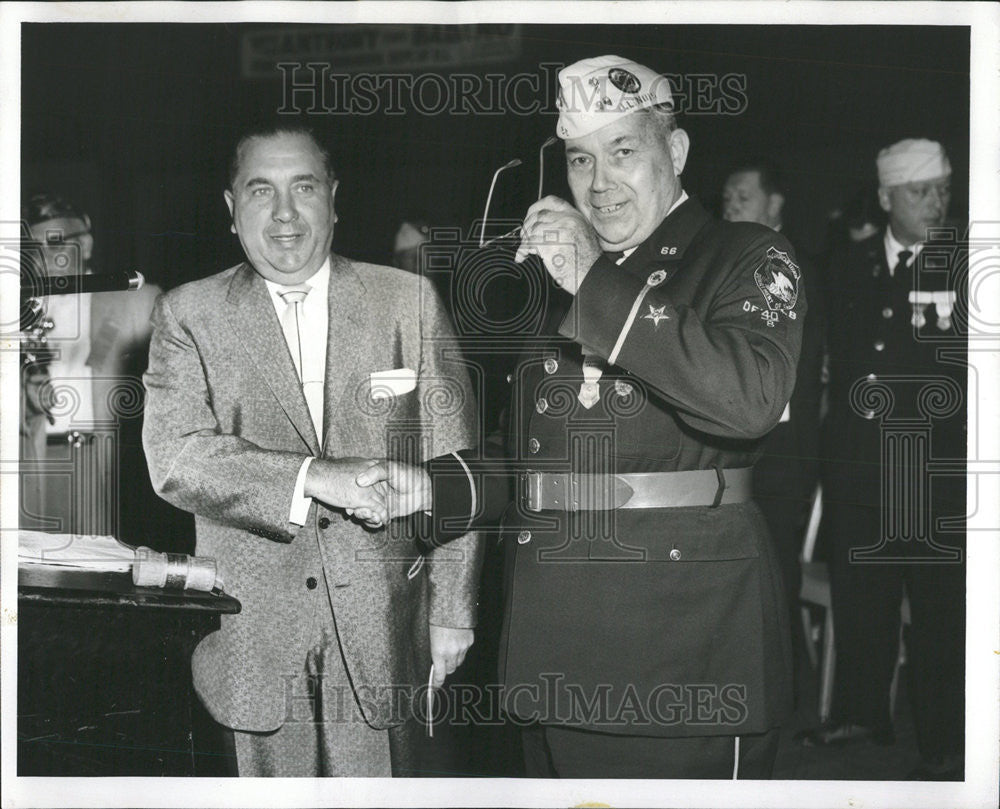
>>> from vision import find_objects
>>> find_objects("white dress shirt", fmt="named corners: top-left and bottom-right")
top-left (263, 258), bottom-right (331, 525)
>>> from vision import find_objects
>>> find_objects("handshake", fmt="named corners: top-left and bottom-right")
top-left (304, 457), bottom-right (431, 527)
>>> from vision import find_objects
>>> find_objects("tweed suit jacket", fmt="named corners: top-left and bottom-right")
top-left (142, 253), bottom-right (482, 732)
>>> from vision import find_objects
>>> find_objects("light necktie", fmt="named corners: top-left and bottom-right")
top-left (279, 284), bottom-right (322, 439)
top-left (278, 285), bottom-right (310, 380)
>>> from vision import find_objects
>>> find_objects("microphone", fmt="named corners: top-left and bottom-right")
top-left (21, 269), bottom-right (145, 298)
top-left (479, 158), bottom-right (523, 247)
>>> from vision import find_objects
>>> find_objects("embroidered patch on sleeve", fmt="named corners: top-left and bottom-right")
top-left (753, 247), bottom-right (800, 320)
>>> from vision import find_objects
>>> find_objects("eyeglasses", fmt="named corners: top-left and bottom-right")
top-left (478, 136), bottom-right (559, 248)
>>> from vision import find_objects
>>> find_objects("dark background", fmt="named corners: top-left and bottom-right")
top-left (23, 23), bottom-right (969, 290)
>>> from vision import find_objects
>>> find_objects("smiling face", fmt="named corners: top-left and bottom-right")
top-left (224, 132), bottom-right (338, 284)
top-left (564, 113), bottom-right (689, 251)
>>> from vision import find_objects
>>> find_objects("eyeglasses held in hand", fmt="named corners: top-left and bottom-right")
top-left (477, 136), bottom-right (559, 248)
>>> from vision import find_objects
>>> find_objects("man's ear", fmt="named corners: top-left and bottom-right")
top-left (668, 129), bottom-right (690, 177)
top-left (877, 186), bottom-right (892, 214)
top-left (224, 190), bottom-right (236, 233)
top-left (330, 179), bottom-right (339, 224)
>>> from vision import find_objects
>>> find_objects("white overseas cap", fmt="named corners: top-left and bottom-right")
top-left (556, 55), bottom-right (673, 140)
top-left (877, 139), bottom-right (951, 187)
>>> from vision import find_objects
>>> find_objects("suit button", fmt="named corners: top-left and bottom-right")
top-left (318, 516), bottom-right (331, 529)
top-left (864, 410), bottom-right (876, 420)
top-left (506, 373), bottom-right (513, 384)
top-left (544, 358), bottom-right (558, 375)
top-left (528, 438), bottom-right (540, 454)
top-left (306, 576), bottom-right (318, 589)
top-left (882, 307), bottom-right (893, 319)
top-left (874, 340), bottom-right (885, 351)
top-left (867, 373), bottom-right (877, 381)
top-left (536, 398), bottom-right (549, 414)
top-left (669, 548), bottom-right (682, 561)
top-left (517, 530), bottom-right (532, 545)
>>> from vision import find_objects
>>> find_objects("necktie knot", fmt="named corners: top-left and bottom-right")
top-left (604, 251), bottom-right (626, 265)
top-left (896, 250), bottom-right (913, 268)
top-left (279, 285), bottom-right (310, 305)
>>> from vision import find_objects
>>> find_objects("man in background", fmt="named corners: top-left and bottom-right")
top-left (19, 192), bottom-right (162, 540)
top-left (809, 138), bottom-right (965, 781)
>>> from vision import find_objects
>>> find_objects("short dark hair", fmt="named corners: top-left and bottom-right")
top-left (727, 158), bottom-right (785, 197)
top-left (22, 192), bottom-right (87, 226)
top-left (227, 121), bottom-right (336, 190)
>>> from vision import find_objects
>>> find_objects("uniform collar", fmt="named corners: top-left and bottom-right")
top-left (623, 190), bottom-right (709, 267)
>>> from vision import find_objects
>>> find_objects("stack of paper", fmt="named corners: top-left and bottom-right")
top-left (18, 530), bottom-right (136, 573)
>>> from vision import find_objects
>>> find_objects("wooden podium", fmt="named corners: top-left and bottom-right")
top-left (17, 565), bottom-right (240, 776)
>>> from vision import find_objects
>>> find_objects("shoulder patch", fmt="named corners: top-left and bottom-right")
top-left (754, 246), bottom-right (800, 313)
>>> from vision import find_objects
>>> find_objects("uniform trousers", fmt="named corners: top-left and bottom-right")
top-left (522, 724), bottom-right (780, 779)
top-left (826, 501), bottom-right (965, 764)
top-left (231, 575), bottom-right (426, 777)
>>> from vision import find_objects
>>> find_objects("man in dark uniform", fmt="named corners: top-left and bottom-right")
top-left (360, 55), bottom-right (805, 779)
top-left (805, 139), bottom-right (965, 780)
top-left (722, 160), bottom-right (825, 640)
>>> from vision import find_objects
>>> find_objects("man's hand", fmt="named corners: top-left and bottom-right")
top-left (355, 460), bottom-right (431, 520)
top-left (429, 624), bottom-right (474, 688)
top-left (305, 457), bottom-right (388, 524)
top-left (514, 195), bottom-right (602, 295)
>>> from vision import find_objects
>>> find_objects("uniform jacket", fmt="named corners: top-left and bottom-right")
top-left (431, 196), bottom-right (805, 737)
top-left (142, 254), bottom-right (482, 732)
top-left (822, 230), bottom-right (966, 517)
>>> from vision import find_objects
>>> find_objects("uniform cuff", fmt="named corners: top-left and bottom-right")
top-left (426, 451), bottom-right (476, 546)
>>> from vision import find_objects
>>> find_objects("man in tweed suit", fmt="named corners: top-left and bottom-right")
top-left (142, 123), bottom-right (482, 776)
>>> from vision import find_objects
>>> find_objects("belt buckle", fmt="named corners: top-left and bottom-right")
top-left (521, 470), bottom-right (542, 512)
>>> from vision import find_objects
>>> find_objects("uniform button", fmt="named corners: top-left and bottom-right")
top-left (517, 530), bottom-right (532, 545)
top-left (528, 438), bottom-right (540, 454)
top-left (669, 548), bottom-right (682, 561)
top-left (306, 576), bottom-right (318, 590)
top-left (543, 358), bottom-right (558, 375)
top-left (318, 516), bottom-right (331, 529)
top-left (867, 373), bottom-right (877, 381)
top-left (536, 398), bottom-right (549, 414)
top-left (506, 373), bottom-right (513, 384)
top-left (882, 307), bottom-right (893, 319)
top-left (873, 340), bottom-right (885, 352)
top-left (864, 410), bottom-right (876, 420)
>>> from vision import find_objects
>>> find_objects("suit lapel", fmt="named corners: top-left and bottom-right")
top-left (321, 254), bottom-right (369, 455)
top-left (225, 263), bottom-right (320, 455)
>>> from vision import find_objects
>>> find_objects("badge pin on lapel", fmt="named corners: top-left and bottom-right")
top-left (578, 354), bottom-right (605, 409)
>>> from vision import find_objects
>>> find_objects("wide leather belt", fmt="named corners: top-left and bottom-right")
top-left (520, 467), bottom-right (753, 511)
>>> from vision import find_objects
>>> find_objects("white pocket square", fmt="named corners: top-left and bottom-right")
top-left (369, 368), bottom-right (417, 399)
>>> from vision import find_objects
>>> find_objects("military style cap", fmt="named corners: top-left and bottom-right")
top-left (877, 139), bottom-right (951, 187)
top-left (556, 55), bottom-right (673, 140)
